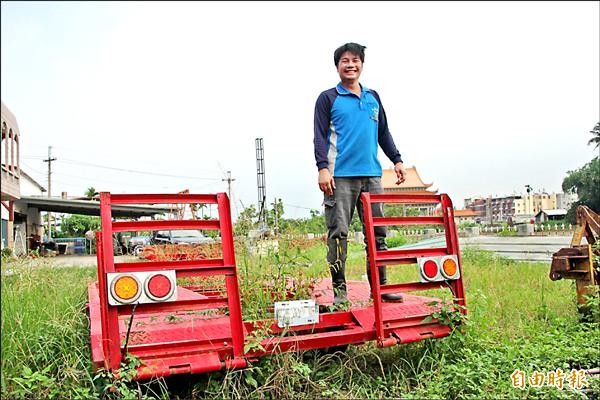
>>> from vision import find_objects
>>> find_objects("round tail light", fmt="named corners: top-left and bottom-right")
top-left (442, 258), bottom-right (457, 277)
top-left (422, 260), bottom-right (439, 280)
top-left (111, 275), bottom-right (141, 304)
top-left (145, 273), bottom-right (174, 301)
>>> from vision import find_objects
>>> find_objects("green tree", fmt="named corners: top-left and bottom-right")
top-left (234, 204), bottom-right (258, 236)
top-left (562, 157), bottom-right (600, 223)
top-left (60, 214), bottom-right (101, 236)
top-left (588, 122), bottom-right (600, 149)
top-left (268, 198), bottom-right (284, 233)
top-left (85, 187), bottom-right (99, 199)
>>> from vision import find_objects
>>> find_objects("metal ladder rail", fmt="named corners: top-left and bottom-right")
top-left (97, 192), bottom-right (245, 372)
top-left (439, 194), bottom-right (467, 312)
top-left (361, 192), bottom-right (454, 347)
top-left (368, 194), bottom-right (465, 307)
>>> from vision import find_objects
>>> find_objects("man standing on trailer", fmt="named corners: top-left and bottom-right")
top-left (313, 42), bottom-right (407, 305)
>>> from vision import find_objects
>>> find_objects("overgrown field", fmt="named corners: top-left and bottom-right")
top-left (1, 240), bottom-right (599, 399)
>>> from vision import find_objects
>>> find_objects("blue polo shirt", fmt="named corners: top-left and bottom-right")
top-left (313, 82), bottom-right (402, 177)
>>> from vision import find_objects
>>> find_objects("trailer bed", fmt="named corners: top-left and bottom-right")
top-left (88, 278), bottom-right (451, 379)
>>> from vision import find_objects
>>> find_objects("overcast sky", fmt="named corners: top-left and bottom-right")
top-left (2, 1), bottom-right (599, 220)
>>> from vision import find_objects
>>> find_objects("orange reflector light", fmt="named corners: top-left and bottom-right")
top-left (113, 275), bottom-right (140, 302)
top-left (422, 260), bottom-right (438, 280)
top-left (442, 258), bottom-right (457, 277)
top-left (146, 274), bottom-right (172, 300)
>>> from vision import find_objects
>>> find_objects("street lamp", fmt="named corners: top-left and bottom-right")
top-left (525, 185), bottom-right (533, 214)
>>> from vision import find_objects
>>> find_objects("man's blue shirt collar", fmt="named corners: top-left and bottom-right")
top-left (336, 82), bottom-right (371, 96)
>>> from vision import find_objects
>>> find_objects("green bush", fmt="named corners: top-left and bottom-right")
top-left (385, 235), bottom-right (408, 248)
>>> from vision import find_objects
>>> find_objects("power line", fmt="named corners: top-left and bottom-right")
top-left (22, 155), bottom-right (221, 181)
top-left (283, 203), bottom-right (318, 211)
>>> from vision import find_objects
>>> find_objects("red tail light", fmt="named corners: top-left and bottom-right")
top-left (145, 273), bottom-right (174, 300)
top-left (422, 260), bottom-right (439, 280)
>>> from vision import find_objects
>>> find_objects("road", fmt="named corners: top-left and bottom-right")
top-left (397, 235), bottom-right (578, 262)
top-left (5, 235), bottom-right (580, 272)
top-left (460, 235), bottom-right (575, 262)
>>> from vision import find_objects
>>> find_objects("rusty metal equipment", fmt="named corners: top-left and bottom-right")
top-left (549, 205), bottom-right (599, 315)
top-left (87, 191), bottom-right (467, 379)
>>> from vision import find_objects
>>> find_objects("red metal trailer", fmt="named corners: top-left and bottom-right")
top-left (87, 191), bottom-right (466, 379)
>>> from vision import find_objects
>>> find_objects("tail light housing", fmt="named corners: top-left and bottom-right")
top-left (440, 256), bottom-right (460, 279)
top-left (107, 271), bottom-right (177, 305)
top-left (111, 274), bottom-right (142, 304)
top-left (145, 273), bottom-right (175, 301)
top-left (418, 255), bottom-right (460, 282)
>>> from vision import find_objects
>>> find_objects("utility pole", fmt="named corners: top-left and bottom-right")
top-left (222, 170), bottom-right (235, 200)
top-left (43, 146), bottom-right (56, 240)
top-left (273, 197), bottom-right (279, 235)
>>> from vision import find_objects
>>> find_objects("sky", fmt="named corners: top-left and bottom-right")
top-left (1, 1), bottom-right (599, 220)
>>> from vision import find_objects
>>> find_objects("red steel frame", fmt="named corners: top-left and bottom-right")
top-left (92, 192), bottom-right (246, 374)
top-left (88, 192), bottom-right (467, 379)
top-left (361, 192), bottom-right (467, 347)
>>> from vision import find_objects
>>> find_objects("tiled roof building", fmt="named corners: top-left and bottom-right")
top-left (381, 166), bottom-right (438, 194)
top-left (381, 166), bottom-right (438, 215)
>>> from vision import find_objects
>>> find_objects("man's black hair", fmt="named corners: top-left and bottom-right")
top-left (334, 42), bottom-right (366, 66)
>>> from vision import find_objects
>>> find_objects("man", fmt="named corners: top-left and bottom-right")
top-left (313, 42), bottom-right (407, 305)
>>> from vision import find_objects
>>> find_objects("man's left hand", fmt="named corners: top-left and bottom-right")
top-left (394, 162), bottom-right (407, 185)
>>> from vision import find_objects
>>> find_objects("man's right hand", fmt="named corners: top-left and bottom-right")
top-left (318, 168), bottom-right (335, 196)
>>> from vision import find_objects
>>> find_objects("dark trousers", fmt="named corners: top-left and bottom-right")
top-left (324, 177), bottom-right (387, 294)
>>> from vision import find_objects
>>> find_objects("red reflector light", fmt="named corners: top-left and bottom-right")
top-left (423, 260), bottom-right (438, 280)
top-left (146, 274), bottom-right (173, 300)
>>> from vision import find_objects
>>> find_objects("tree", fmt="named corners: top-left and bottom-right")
top-left (85, 187), bottom-right (99, 199)
top-left (234, 204), bottom-right (258, 237)
top-left (268, 198), bottom-right (284, 233)
top-left (60, 214), bottom-right (101, 236)
top-left (588, 122), bottom-right (600, 149)
top-left (562, 157), bottom-right (600, 223)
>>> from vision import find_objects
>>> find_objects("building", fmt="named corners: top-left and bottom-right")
top-left (10, 171), bottom-right (47, 254)
top-left (381, 166), bottom-right (438, 215)
top-left (1, 101), bottom-right (168, 254)
top-left (434, 208), bottom-right (479, 225)
top-left (465, 190), bottom-right (576, 225)
top-left (1, 102), bottom-right (21, 250)
top-left (464, 197), bottom-right (487, 220)
top-left (514, 192), bottom-right (558, 215)
top-left (489, 195), bottom-right (521, 223)
top-left (535, 209), bottom-right (568, 223)
top-left (453, 209), bottom-right (480, 224)
top-left (556, 192), bottom-right (578, 211)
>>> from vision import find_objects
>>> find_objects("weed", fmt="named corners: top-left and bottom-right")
top-left (9, 365), bottom-right (60, 399)
top-left (422, 300), bottom-right (468, 330)
top-left (93, 353), bottom-right (168, 399)
top-left (2, 243), bottom-right (598, 399)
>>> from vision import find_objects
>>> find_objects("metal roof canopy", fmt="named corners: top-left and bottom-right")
top-left (19, 196), bottom-right (169, 218)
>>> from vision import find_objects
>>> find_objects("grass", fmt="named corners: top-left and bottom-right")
top-left (1, 259), bottom-right (98, 399)
top-left (1, 241), bottom-right (599, 399)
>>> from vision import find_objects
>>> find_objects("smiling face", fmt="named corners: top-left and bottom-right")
top-left (336, 51), bottom-right (363, 83)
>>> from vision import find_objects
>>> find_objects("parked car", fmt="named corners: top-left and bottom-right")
top-left (128, 235), bottom-right (151, 256)
top-left (150, 230), bottom-right (215, 245)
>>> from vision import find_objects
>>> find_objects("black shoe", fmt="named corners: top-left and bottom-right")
top-left (381, 293), bottom-right (404, 302)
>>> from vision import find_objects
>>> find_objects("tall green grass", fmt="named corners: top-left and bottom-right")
top-left (1, 259), bottom-right (98, 398)
top-left (1, 243), bottom-right (598, 399)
